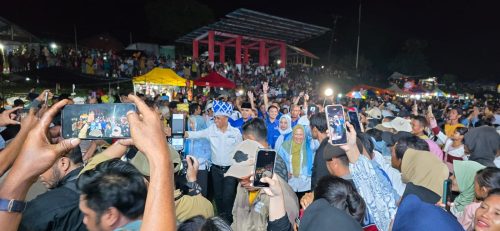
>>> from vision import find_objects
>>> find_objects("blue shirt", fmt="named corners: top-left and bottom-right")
top-left (266, 117), bottom-right (281, 149)
top-left (114, 220), bottom-right (142, 231)
top-left (229, 117), bottom-right (252, 133)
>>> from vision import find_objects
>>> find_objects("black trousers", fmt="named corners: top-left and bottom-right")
top-left (210, 165), bottom-right (237, 224)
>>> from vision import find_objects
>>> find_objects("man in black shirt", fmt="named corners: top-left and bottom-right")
top-left (310, 113), bottom-right (330, 189)
top-left (19, 147), bottom-right (86, 231)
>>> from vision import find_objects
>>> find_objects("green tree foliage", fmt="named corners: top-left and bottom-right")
top-left (145, 0), bottom-right (214, 41)
top-left (388, 39), bottom-right (430, 75)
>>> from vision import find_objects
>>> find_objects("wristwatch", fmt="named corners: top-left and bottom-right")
top-left (0, 199), bottom-right (27, 213)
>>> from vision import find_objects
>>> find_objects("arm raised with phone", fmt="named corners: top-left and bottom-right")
top-left (125, 94), bottom-right (176, 231)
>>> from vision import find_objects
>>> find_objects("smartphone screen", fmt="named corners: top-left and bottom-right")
top-left (171, 114), bottom-right (185, 135)
top-left (347, 111), bottom-right (362, 134)
top-left (253, 149), bottom-right (276, 187)
top-left (325, 105), bottom-right (347, 145)
top-left (171, 137), bottom-right (184, 151)
top-left (442, 179), bottom-right (452, 211)
top-left (61, 103), bottom-right (136, 139)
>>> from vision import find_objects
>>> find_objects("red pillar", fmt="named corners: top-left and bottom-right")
top-left (192, 40), bottom-right (199, 60)
top-left (259, 40), bottom-right (265, 66)
top-left (220, 44), bottom-right (225, 63)
top-left (265, 48), bottom-right (269, 66)
top-left (243, 48), bottom-right (249, 64)
top-left (208, 31), bottom-right (215, 64)
top-left (235, 36), bottom-right (242, 65)
top-left (280, 42), bottom-right (286, 68)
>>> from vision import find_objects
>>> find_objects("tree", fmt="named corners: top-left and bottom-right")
top-left (145, 0), bottom-right (214, 41)
top-left (388, 39), bottom-right (431, 75)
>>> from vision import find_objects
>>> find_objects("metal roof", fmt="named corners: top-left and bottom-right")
top-left (177, 8), bottom-right (330, 44)
top-left (0, 16), bottom-right (40, 43)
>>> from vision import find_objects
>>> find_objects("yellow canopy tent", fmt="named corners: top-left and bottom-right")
top-left (133, 68), bottom-right (192, 86)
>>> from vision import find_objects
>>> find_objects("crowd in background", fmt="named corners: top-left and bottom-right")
top-left (0, 82), bottom-right (497, 230)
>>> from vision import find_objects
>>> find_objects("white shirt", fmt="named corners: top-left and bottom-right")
top-left (187, 123), bottom-right (242, 166)
top-left (372, 150), bottom-right (407, 196)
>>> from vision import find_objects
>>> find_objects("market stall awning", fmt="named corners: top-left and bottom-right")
top-left (386, 84), bottom-right (405, 95)
top-left (193, 72), bottom-right (236, 89)
top-left (133, 68), bottom-right (190, 86)
top-left (351, 85), bottom-right (394, 95)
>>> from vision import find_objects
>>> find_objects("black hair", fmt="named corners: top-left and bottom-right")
top-left (455, 127), bottom-right (469, 136)
top-left (310, 112), bottom-right (328, 133)
top-left (267, 105), bottom-right (279, 112)
top-left (178, 215), bottom-right (232, 231)
top-left (365, 128), bottom-right (383, 142)
top-left (487, 188), bottom-right (500, 198)
top-left (314, 176), bottom-right (366, 223)
top-left (242, 118), bottom-right (267, 142)
top-left (394, 135), bottom-right (430, 160)
top-left (63, 146), bottom-right (83, 165)
top-left (77, 159), bottom-right (147, 220)
top-left (357, 133), bottom-right (374, 156)
top-left (476, 167), bottom-right (500, 190)
top-left (144, 99), bottom-right (156, 109)
top-left (412, 115), bottom-right (428, 128)
top-left (189, 103), bottom-right (200, 115)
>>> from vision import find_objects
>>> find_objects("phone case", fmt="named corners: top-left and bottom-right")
top-left (325, 105), bottom-right (347, 146)
top-left (253, 149), bottom-right (276, 188)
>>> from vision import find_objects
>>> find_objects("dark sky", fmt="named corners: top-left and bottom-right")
top-left (2, 0), bottom-right (500, 81)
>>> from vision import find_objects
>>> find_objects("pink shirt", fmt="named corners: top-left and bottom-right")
top-left (458, 202), bottom-right (480, 231)
top-left (424, 139), bottom-right (444, 161)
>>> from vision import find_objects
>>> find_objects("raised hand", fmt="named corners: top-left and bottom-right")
top-left (263, 82), bottom-right (269, 94)
top-left (0, 107), bottom-right (22, 126)
top-left (185, 155), bottom-right (199, 183)
top-left (126, 94), bottom-right (169, 158)
top-left (10, 99), bottom-right (80, 181)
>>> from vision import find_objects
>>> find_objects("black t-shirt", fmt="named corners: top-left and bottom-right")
top-left (311, 138), bottom-right (330, 190)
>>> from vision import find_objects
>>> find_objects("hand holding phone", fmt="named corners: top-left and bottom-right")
top-left (442, 179), bottom-right (452, 211)
top-left (347, 111), bottom-right (362, 134)
top-left (253, 149), bottom-right (277, 187)
top-left (185, 155), bottom-right (199, 182)
top-left (325, 105), bottom-right (347, 145)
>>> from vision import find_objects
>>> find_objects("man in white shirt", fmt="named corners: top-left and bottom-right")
top-left (185, 100), bottom-right (242, 224)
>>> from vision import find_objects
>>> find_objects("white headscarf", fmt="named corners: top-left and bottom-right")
top-left (275, 115), bottom-right (293, 149)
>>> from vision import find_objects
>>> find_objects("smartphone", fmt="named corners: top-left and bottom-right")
top-left (253, 149), bottom-right (277, 188)
top-left (61, 103), bottom-right (136, 139)
top-left (347, 111), bottom-right (362, 134)
top-left (171, 136), bottom-right (184, 151)
top-left (325, 105), bottom-right (347, 145)
top-left (44, 91), bottom-right (49, 106)
top-left (171, 114), bottom-right (185, 135)
top-left (442, 179), bottom-right (452, 211)
top-left (308, 105), bottom-right (317, 116)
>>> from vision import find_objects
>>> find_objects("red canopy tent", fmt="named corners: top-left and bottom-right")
top-left (193, 72), bottom-right (236, 89)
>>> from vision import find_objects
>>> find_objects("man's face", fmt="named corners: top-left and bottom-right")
top-left (195, 106), bottom-right (202, 115)
top-left (449, 109), bottom-right (460, 120)
top-left (391, 145), bottom-right (402, 170)
top-left (291, 106), bottom-right (301, 119)
top-left (214, 115), bottom-right (228, 129)
top-left (411, 119), bottom-right (424, 135)
top-left (268, 108), bottom-right (279, 120)
top-left (39, 161), bottom-right (63, 189)
top-left (241, 108), bottom-right (251, 119)
top-left (79, 195), bottom-right (108, 231)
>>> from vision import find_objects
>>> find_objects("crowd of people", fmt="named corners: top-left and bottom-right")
top-left (0, 74), bottom-right (498, 231)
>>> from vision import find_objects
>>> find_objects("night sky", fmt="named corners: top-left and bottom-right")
top-left (2, 0), bottom-right (500, 81)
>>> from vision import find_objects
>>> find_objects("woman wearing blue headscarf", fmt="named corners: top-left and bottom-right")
top-left (277, 124), bottom-right (314, 200)
top-left (274, 115), bottom-right (293, 150)
top-left (184, 115), bottom-right (212, 197)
